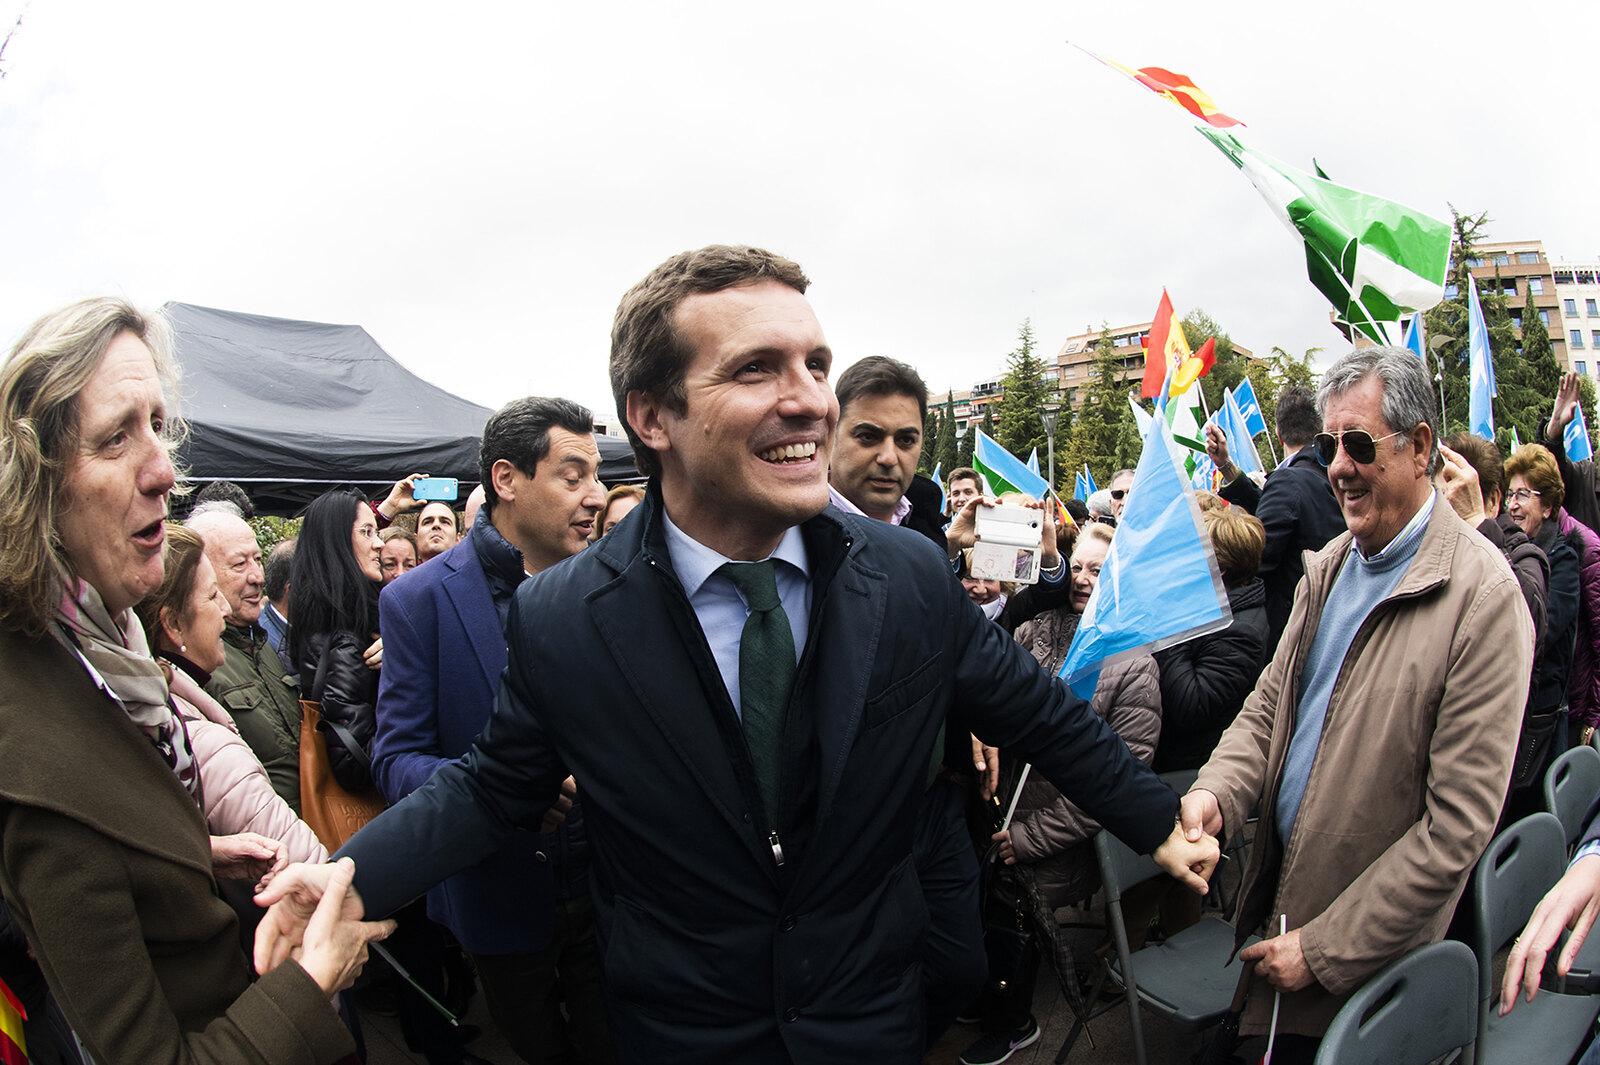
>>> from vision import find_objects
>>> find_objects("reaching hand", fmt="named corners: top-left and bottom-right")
top-left (1240, 928), bottom-right (1314, 992)
top-left (945, 497), bottom-right (992, 558)
top-left (1550, 373), bottom-right (1582, 442)
top-left (377, 473), bottom-right (430, 520)
top-left (363, 637), bottom-right (383, 671)
top-left (969, 734), bottom-right (1000, 801)
top-left (1436, 444), bottom-right (1487, 526)
top-left (541, 776), bottom-right (578, 833)
top-left (1501, 853), bottom-right (1600, 1014)
top-left (991, 828), bottom-right (1017, 866)
top-left (211, 832), bottom-right (289, 887)
top-left (1154, 821), bottom-right (1220, 895)
top-left (1204, 423), bottom-right (1239, 483)
top-left (1180, 789), bottom-right (1224, 842)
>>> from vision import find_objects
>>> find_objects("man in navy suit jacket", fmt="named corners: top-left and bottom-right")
top-left (259, 245), bottom-right (1221, 1065)
top-left (372, 396), bottom-right (612, 1063)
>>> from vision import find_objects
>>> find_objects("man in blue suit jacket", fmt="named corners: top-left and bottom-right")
top-left (372, 396), bottom-right (612, 1063)
top-left (259, 245), bottom-right (1220, 1064)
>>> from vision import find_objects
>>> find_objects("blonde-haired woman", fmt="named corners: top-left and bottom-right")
top-left (0, 297), bottom-right (389, 1064)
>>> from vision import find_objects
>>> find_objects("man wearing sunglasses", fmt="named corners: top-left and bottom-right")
top-left (1208, 384), bottom-right (1345, 649)
top-left (1107, 469), bottom-right (1134, 519)
top-left (1179, 347), bottom-right (1534, 1063)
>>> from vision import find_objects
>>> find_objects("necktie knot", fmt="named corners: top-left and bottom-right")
top-left (719, 560), bottom-right (782, 613)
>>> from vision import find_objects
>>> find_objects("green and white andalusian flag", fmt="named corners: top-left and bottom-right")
top-left (1199, 129), bottom-right (1451, 345)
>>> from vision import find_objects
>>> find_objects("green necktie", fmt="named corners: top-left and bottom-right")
top-left (718, 560), bottom-right (797, 826)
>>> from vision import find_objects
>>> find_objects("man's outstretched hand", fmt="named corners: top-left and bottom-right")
top-left (1154, 822), bottom-right (1220, 895)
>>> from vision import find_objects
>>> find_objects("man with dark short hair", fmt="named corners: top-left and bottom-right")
top-left (416, 501), bottom-right (460, 563)
top-left (1108, 468), bottom-right (1134, 519)
top-left (946, 467), bottom-right (983, 519)
top-left (1208, 383), bottom-right (1346, 648)
top-left (260, 245), bottom-right (1217, 1065)
top-left (372, 396), bottom-right (612, 1064)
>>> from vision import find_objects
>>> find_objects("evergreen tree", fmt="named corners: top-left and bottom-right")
top-left (1178, 309), bottom-right (1244, 414)
top-left (1064, 329), bottom-right (1139, 486)
top-left (1479, 274), bottom-right (1539, 451)
top-left (918, 407), bottom-right (938, 474)
top-left (937, 392), bottom-right (960, 473)
top-left (1521, 286), bottom-right (1562, 438)
top-left (1581, 376), bottom-right (1600, 446)
top-left (980, 406), bottom-right (996, 442)
top-left (995, 319), bottom-right (1050, 460)
top-left (1423, 206), bottom-right (1490, 436)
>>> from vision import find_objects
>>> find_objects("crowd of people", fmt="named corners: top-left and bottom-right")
top-left (2, 245), bottom-right (1600, 1065)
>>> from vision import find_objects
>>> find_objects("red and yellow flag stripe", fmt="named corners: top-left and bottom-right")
top-left (0, 974), bottom-right (26, 1065)
top-left (1076, 45), bottom-right (1244, 129)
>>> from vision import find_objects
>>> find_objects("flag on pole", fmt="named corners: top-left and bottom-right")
top-left (1198, 129), bottom-right (1451, 345)
top-left (1233, 376), bottom-right (1268, 438)
top-left (1164, 364), bottom-right (1207, 456)
top-left (931, 462), bottom-right (947, 515)
top-left (1221, 388), bottom-right (1264, 475)
top-left (1073, 469), bottom-right (1089, 502)
top-left (1071, 45), bottom-right (1243, 128)
top-left (0, 974), bottom-right (26, 1065)
top-left (1170, 336), bottom-right (1218, 394)
top-left (1509, 427), bottom-right (1521, 451)
top-left (1568, 409), bottom-right (1594, 464)
top-left (1082, 464), bottom-right (1098, 497)
top-left (1403, 314), bottom-right (1426, 360)
top-left (1057, 414), bottom-right (1233, 698)
top-left (1468, 275), bottom-right (1496, 442)
top-left (973, 428), bottom-right (1051, 500)
top-left (1142, 290), bottom-right (1192, 398)
top-left (1026, 448), bottom-right (1040, 476)
top-left (1128, 393), bottom-right (1154, 439)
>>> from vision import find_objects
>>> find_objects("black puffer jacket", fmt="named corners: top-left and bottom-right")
top-left (1152, 578), bottom-right (1270, 773)
top-left (296, 630), bottom-right (379, 791)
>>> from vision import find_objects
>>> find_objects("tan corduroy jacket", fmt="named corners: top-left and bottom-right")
top-left (0, 628), bottom-right (353, 1064)
top-left (1195, 498), bottom-right (1534, 1037)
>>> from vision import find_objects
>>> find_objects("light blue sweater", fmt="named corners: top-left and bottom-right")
top-left (1275, 493), bottom-right (1436, 844)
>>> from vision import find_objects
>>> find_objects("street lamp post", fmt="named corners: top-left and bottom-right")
top-left (1428, 334), bottom-right (1453, 435)
top-left (1043, 409), bottom-right (1059, 497)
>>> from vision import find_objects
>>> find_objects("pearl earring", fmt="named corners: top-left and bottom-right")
top-left (179, 643), bottom-right (187, 653)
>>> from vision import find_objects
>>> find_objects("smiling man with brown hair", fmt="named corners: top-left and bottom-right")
top-left (258, 244), bottom-right (1216, 1065)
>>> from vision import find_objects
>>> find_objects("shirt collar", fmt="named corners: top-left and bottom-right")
top-left (827, 484), bottom-right (912, 526)
top-left (660, 508), bottom-right (810, 598)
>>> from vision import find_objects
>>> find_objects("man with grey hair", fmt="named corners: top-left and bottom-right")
top-left (1176, 346), bottom-right (1533, 1061)
top-left (187, 503), bottom-right (304, 812)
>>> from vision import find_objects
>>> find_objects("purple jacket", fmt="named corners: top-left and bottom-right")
top-left (1559, 508), bottom-right (1600, 729)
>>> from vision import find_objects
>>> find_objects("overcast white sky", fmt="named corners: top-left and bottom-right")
top-left (3, 0), bottom-right (1597, 420)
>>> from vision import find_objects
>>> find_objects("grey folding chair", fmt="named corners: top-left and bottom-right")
top-left (1544, 745), bottom-right (1600, 851)
top-left (1466, 812), bottom-right (1600, 1064)
top-left (1055, 827), bottom-right (1257, 1065)
top-left (1312, 940), bottom-right (1477, 1065)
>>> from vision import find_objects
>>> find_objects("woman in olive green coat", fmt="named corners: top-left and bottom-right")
top-left (0, 298), bottom-right (393, 1064)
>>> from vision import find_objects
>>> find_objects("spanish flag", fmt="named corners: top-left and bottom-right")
top-left (1074, 45), bottom-right (1243, 129)
top-left (1141, 289), bottom-right (1191, 399)
top-left (0, 975), bottom-right (26, 1065)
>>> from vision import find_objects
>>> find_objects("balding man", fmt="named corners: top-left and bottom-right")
top-left (187, 502), bottom-right (303, 812)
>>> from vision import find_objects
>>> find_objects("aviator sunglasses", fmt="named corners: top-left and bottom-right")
top-left (1313, 427), bottom-right (1408, 466)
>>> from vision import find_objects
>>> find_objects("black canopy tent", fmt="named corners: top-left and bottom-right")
top-left (165, 302), bottom-right (639, 515)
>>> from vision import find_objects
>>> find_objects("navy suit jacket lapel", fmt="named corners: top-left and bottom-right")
top-left (441, 546), bottom-right (505, 693)
top-left (810, 537), bottom-right (887, 825)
